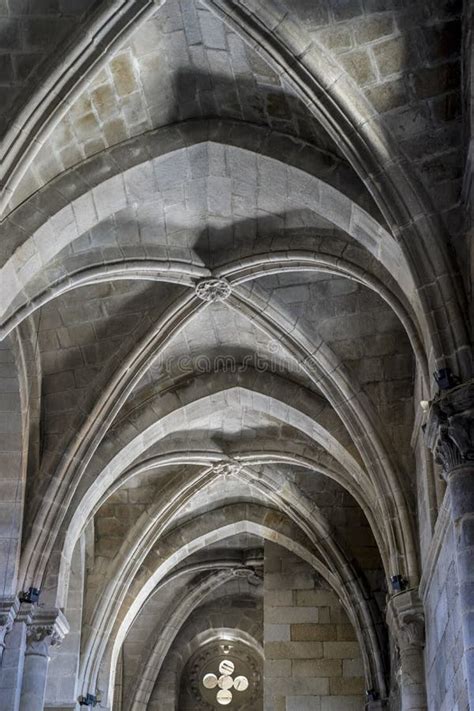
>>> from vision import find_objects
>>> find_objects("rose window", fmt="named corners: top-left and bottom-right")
top-left (202, 659), bottom-right (250, 705)
top-left (187, 642), bottom-right (260, 708)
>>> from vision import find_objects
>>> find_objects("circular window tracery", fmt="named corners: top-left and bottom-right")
top-left (234, 676), bottom-right (249, 692)
top-left (203, 659), bottom-right (249, 705)
top-left (187, 641), bottom-right (261, 708)
top-left (203, 673), bottom-right (218, 689)
top-left (216, 689), bottom-right (232, 705)
top-left (219, 659), bottom-right (235, 676)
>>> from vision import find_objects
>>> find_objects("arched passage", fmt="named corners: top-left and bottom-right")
top-left (92, 507), bottom-right (386, 709)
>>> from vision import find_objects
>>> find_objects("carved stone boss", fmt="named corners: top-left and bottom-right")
top-left (211, 460), bottom-right (242, 477)
top-left (195, 278), bottom-right (232, 303)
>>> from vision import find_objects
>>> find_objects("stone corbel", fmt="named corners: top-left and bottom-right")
top-left (25, 609), bottom-right (69, 658)
top-left (0, 597), bottom-right (20, 664)
top-left (386, 588), bottom-right (425, 651)
top-left (424, 381), bottom-right (474, 479)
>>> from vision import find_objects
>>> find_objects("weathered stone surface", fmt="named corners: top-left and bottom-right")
top-left (264, 544), bottom-right (366, 708)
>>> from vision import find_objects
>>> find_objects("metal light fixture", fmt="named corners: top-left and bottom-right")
top-left (434, 368), bottom-right (457, 390)
top-left (19, 587), bottom-right (40, 604)
top-left (366, 688), bottom-right (380, 701)
top-left (390, 574), bottom-right (407, 592)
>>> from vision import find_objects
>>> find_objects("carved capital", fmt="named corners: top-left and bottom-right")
top-left (386, 588), bottom-right (425, 651)
top-left (25, 609), bottom-right (69, 658)
top-left (425, 381), bottom-right (474, 479)
top-left (0, 598), bottom-right (19, 661)
top-left (195, 278), bottom-right (232, 303)
top-left (26, 625), bottom-right (57, 657)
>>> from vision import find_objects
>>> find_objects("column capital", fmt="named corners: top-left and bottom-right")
top-left (25, 609), bottom-right (69, 658)
top-left (425, 380), bottom-right (474, 479)
top-left (386, 588), bottom-right (425, 651)
top-left (0, 597), bottom-right (20, 657)
top-left (0, 596), bottom-right (20, 629)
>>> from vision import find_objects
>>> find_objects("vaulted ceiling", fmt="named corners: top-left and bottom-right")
top-left (0, 0), bottom-right (471, 708)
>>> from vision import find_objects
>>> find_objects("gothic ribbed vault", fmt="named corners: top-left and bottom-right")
top-left (0, 1), bottom-right (472, 711)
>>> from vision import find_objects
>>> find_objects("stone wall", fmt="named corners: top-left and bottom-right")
top-left (264, 542), bottom-right (365, 711)
top-left (0, 0), bottom-right (97, 136)
top-left (423, 510), bottom-right (469, 711)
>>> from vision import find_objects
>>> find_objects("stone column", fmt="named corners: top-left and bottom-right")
top-left (19, 610), bottom-right (68, 711)
top-left (0, 599), bottom-right (27, 711)
top-left (386, 589), bottom-right (427, 711)
top-left (425, 381), bottom-right (474, 704)
top-left (45, 537), bottom-right (85, 710)
top-left (0, 599), bottom-right (18, 665)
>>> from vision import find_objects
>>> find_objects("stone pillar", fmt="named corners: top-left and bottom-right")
top-left (425, 381), bottom-right (474, 705)
top-left (45, 537), bottom-right (85, 709)
top-left (19, 610), bottom-right (68, 711)
top-left (386, 589), bottom-right (427, 711)
top-left (0, 599), bottom-right (18, 665)
top-left (0, 599), bottom-right (27, 711)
